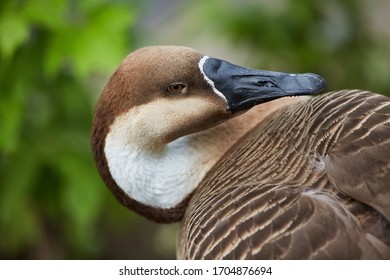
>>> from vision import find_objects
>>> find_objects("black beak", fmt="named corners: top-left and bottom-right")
top-left (201, 57), bottom-right (327, 113)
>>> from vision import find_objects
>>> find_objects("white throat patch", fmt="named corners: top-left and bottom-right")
top-left (103, 108), bottom-right (212, 209)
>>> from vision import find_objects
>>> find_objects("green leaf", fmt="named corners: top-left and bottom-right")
top-left (0, 85), bottom-right (25, 152)
top-left (69, 5), bottom-right (135, 77)
top-left (0, 12), bottom-right (29, 58)
top-left (0, 149), bottom-right (40, 252)
top-left (24, 0), bottom-right (67, 29)
top-left (57, 153), bottom-right (105, 254)
top-left (44, 3), bottom-right (135, 78)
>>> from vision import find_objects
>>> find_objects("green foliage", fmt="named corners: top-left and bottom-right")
top-left (0, 0), bottom-right (135, 258)
top-left (194, 0), bottom-right (390, 95)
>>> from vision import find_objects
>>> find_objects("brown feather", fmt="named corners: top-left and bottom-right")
top-left (179, 90), bottom-right (390, 259)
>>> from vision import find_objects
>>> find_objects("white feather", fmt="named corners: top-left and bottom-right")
top-left (198, 56), bottom-right (228, 103)
top-left (104, 116), bottom-right (209, 209)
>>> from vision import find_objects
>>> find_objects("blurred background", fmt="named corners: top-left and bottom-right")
top-left (1, 0), bottom-right (390, 259)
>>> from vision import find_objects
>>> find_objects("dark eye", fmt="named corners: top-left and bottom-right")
top-left (167, 83), bottom-right (186, 94)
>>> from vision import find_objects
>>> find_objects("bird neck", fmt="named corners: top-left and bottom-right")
top-left (103, 97), bottom-right (306, 216)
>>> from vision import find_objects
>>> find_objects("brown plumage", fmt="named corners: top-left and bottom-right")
top-left (179, 90), bottom-right (390, 259)
top-left (91, 46), bottom-right (390, 260)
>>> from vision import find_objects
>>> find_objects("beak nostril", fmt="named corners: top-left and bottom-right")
top-left (257, 81), bottom-right (276, 88)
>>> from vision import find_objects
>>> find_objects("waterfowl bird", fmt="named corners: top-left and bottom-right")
top-left (91, 46), bottom-right (390, 259)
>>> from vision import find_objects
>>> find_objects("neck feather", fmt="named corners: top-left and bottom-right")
top-left (102, 97), bottom-right (307, 218)
top-left (104, 132), bottom-right (218, 209)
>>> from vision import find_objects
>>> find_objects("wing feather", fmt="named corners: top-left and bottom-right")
top-left (179, 90), bottom-right (390, 260)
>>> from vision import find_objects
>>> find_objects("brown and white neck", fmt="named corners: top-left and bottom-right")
top-left (103, 97), bottom-right (305, 214)
top-left (104, 131), bottom-right (213, 210)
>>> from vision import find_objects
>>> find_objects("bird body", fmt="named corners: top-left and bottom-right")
top-left (91, 46), bottom-right (390, 259)
top-left (179, 89), bottom-right (390, 259)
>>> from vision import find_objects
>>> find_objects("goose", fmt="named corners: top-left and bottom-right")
top-left (91, 46), bottom-right (390, 259)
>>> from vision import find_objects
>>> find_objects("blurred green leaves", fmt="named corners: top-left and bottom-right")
top-left (0, 0), bottom-right (134, 77)
top-left (0, 0), bottom-right (135, 258)
top-left (0, 10), bottom-right (30, 59)
top-left (194, 0), bottom-right (390, 95)
top-left (44, 2), bottom-right (134, 77)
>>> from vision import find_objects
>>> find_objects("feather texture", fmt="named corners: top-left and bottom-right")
top-left (178, 90), bottom-right (390, 259)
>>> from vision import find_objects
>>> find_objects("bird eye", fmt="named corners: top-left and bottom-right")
top-left (167, 83), bottom-right (186, 94)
